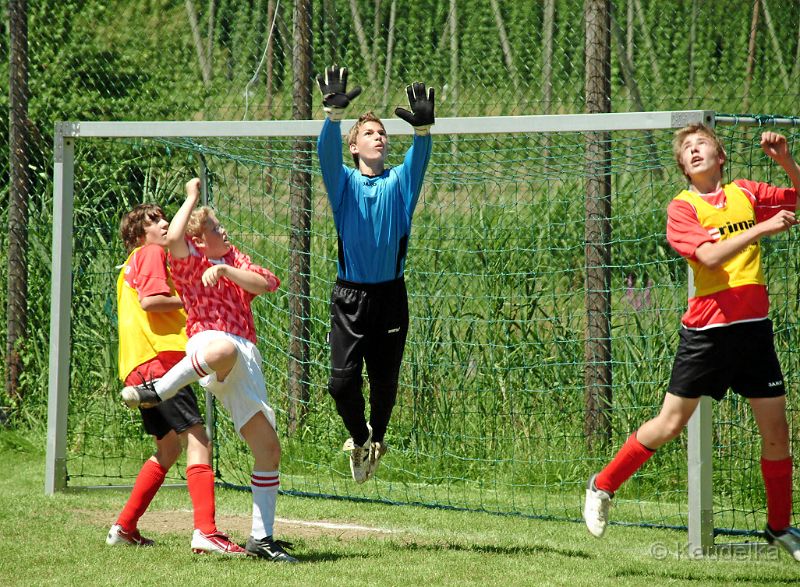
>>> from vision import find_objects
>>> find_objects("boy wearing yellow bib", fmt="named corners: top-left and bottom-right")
top-left (108, 204), bottom-right (245, 556)
top-left (583, 124), bottom-right (800, 561)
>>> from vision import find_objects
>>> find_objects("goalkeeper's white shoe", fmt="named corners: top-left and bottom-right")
top-left (120, 379), bottom-right (161, 409)
top-left (368, 441), bottom-right (388, 478)
top-left (584, 474), bottom-right (612, 538)
top-left (765, 525), bottom-right (800, 561)
top-left (343, 425), bottom-right (372, 484)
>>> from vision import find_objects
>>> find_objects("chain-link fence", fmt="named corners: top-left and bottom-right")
top-left (3, 0), bottom-right (800, 424)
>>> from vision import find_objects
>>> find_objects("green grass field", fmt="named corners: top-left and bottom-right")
top-left (2, 430), bottom-right (799, 586)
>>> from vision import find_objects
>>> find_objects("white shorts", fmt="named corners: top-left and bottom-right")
top-left (185, 330), bottom-right (276, 439)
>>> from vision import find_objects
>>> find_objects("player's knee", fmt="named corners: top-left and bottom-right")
top-left (328, 371), bottom-right (362, 401)
top-left (204, 339), bottom-right (238, 369)
top-left (368, 378), bottom-right (397, 392)
top-left (185, 422), bottom-right (209, 444)
top-left (184, 424), bottom-right (212, 461)
top-left (368, 379), bottom-right (398, 402)
top-left (268, 441), bottom-right (281, 466)
top-left (763, 419), bottom-right (789, 447)
top-left (253, 438), bottom-right (281, 470)
top-left (155, 442), bottom-right (182, 467)
top-left (661, 418), bottom-right (686, 441)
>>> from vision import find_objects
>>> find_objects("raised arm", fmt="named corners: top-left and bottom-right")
top-left (399, 133), bottom-right (433, 215)
top-left (165, 178), bottom-right (201, 259)
top-left (761, 132), bottom-right (800, 203)
top-left (395, 82), bottom-right (435, 213)
top-left (316, 66), bottom-right (361, 211)
top-left (317, 118), bottom-right (347, 210)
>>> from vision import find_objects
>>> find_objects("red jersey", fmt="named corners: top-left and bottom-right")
top-left (124, 243), bottom-right (173, 300)
top-left (169, 239), bottom-right (279, 343)
top-left (666, 179), bottom-right (796, 329)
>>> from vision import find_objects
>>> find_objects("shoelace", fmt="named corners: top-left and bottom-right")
top-left (592, 497), bottom-right (610, 521)
top-left (257, 537), bottom-right (294, 555)
top-left (208, 532), bottom-right (235, 542)
top-left (133, 371), bottom-right (155, 392)
top-left (272, 539), bottom-right (294, 551)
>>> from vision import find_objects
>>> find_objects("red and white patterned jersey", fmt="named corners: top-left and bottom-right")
top-left (169, 239), bottom-right (280, 343)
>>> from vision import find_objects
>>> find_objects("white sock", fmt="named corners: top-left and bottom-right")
top-left (251, 471), bottom-right (279, 539)
top-left (153, 350), bottom-right (213, 401)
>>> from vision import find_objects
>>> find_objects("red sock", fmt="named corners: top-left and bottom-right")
top-left (187, 463), bottom-right (216, 534)
top-left (595, 432), bottom-right (655, 494)
top-left (117, 459), bottom-right (167, 531)
top-left (762, 457), bottom-right (792, 532)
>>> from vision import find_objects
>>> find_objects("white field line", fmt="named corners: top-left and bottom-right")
top-left (275, 517), bottom-right (397, 534)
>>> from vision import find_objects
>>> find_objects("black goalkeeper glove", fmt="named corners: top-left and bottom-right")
top-left (317, 66), bottom-right (362, 122)
top-left (394, 82), bottom-right (435, 135)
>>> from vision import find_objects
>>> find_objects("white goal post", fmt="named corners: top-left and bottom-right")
top-left (47, 110), bottom-right (721, 549)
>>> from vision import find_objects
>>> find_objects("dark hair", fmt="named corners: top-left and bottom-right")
top-left (119, 204), bottom-right (167, 252)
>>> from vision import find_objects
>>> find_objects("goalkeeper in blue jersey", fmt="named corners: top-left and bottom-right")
top-left (316, 65), bottom-right (433, 483)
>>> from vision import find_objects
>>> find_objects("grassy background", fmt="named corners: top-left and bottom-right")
top-left (4, 429), bottom-right (800, 586)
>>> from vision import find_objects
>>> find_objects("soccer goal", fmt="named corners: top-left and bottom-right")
top-left (46, 111), bottom-right (800, 556)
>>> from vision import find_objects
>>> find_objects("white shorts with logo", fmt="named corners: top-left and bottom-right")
top-left (185, 330), bottom-right (276, 439)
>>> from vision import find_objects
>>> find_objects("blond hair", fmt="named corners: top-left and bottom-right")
top-left (186, 206), bottom-right (215, 238)
top-left (348, 111), bottom-right (386, 166)
top-left (672, 123), bottom-right (726, 180)
top-left (119, 204), bottom-right (167, 253)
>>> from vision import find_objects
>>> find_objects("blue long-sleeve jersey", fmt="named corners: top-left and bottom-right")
top-left (317, 118), bottom-right (432, 283)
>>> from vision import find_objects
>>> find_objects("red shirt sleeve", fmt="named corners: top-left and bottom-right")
top-left (734, 178), bottom-right (797, 222)
top-left (666, 199), bottom-right (714, 260)
top-left (230, 248), bottom-right (280, 297)
top-left (130, 244), bottom-right (172, 301)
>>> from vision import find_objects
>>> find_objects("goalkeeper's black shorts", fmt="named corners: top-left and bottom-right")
top-left (328, 276), bottom-right (409, 384)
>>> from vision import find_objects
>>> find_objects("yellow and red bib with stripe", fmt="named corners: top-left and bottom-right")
top-left (673, 182), bottom-right (764, 299)
top-left (117, 247), bottom-right (187, 381)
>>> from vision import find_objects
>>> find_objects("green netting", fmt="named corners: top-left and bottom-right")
top-left (10, 0), bottom-right (800, 434)
top-left (62, 116), bottom-right (800, 536)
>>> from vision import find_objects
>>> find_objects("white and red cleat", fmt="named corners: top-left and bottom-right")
top-left (191, 529), bottom-right (247, 556)
top-left (106, 524), bottom-right (155, 547)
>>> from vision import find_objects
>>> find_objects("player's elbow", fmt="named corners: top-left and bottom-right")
top-left (139, 297), bottom-right (157, 312)
top-left (257, 277), bottom-right (275, 295)
top-left (692, 244), bottom-right (723, 270)
top-left (265, 274), bottom-right (280, 292)
top-left (695, 255), bottom-right (724, 270)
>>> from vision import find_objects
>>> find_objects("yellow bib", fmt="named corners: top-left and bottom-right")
top-left (674, 183), bottom-right (764, 298)
top-left (116, 247), bottom-right (187, 381)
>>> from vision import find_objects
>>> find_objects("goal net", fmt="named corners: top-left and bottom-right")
top-left (46, 112), bottom-right (800, 540)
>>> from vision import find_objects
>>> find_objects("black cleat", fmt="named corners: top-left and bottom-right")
top-left (765, 525), bottom-right (800, 561)
top-left (120, 379), bottom-right (161, 409)
top-left (245, 536), bottom-right (298, 563)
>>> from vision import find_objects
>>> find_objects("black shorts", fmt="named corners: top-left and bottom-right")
top-left (329, 277), bottom-right (409, 384)
top-left (139, 385), bottom-right (204, 440)
top-left (667, 319), bottom-right (785, 401)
